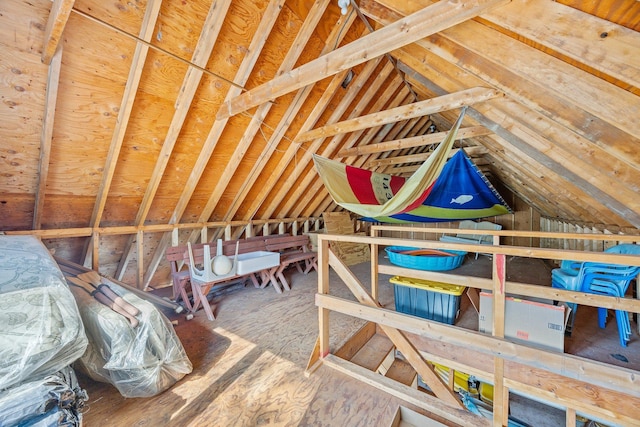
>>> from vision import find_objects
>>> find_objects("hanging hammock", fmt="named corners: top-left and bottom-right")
top-left (313, 108), bottom-right (512, 223)
top-left (313, 107), bottom-right (467, 219)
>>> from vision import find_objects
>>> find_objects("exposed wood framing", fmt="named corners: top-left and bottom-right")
top-left (141, 0), bottom-right (288, 288)
top-left (295, 87), bottom-right (501, 143)
top-left (327, 250), bottom-right (462, 407)
top-left (216, 0), bottom-right (511, 120)
top-left (314, 229), bottom-right (640, 426)
top-left (90, 0), bottom-right (163, 229)
top-left (189, 0), bottom-right (332, 232)
top-left (337, 126), bottom-right (491, 158)
top-left (363, 0), bottom-right (640, 227)
top-left (41, 0), bottom-right (74, 64)
top-left (223, 12), bottom-right (360, 222)
top-left (113, 0), bottom-right (233, 281)
top-left (33, 47), bottom-right (62, 229)
top-left (368, 146), bottom-right (487, 168)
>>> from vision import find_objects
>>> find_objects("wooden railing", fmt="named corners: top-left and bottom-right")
top-left (3, 216), bottom-right (323, 289)
top-left (310, 226), bottom-right (640, 427)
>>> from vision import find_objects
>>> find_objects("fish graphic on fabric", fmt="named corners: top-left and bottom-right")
top-left (451, 194), bottom-right (473, 205)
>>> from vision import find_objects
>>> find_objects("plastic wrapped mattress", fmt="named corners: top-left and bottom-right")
top-left (70, 277), bottom-right (193, 398)
top-left (0, 365), bottom-right (87, 426)
top-left (0, 236), bottom-right (88, 391)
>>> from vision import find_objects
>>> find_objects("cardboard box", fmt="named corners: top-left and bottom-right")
top-left (479, 292), bottom-right (570, 352)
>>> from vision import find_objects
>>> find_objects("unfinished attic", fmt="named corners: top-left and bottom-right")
top-left (1, 0), bottom-right (639, 425)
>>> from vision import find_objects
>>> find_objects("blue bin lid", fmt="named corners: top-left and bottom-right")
top-left (390, 276), bottom-right (466, 296)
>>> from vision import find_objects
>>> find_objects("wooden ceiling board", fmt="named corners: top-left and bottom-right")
top-left (557, 0), bottom-right (640, 31)
top-left (74, 0), bottom-right (148, 37)
top-left (0, 0), bottom-right (49, 55)
top-left (151, 0), bottom-right (215, 62)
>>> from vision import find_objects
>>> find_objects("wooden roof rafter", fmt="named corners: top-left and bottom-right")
top-left (89, 0), bottom-right (163, 231)
top-left (141, 0), bottom-right (287, 288)
top-left (216, 0), bottom-right (511, 120)
top-left (41, 0), bottom-right (75, 64)
top-left (33, 47), bottom-right (62, 230)
top-left (222, 11), bottom-right (361, 223)
top-left (113, 0), bottom-right (232, 282)
top-left (186, 0), bottom-right (334, 236)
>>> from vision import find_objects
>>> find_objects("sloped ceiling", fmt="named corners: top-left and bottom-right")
top-left (1, 0), bottom-right (638, 286)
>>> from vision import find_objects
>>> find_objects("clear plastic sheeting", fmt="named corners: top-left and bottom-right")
top-left (0, 365), bottom-right (87, 426)
top-left (0, 236), bottom-right (88, 391)
top-left (70, 278), bottom-right (193, 398)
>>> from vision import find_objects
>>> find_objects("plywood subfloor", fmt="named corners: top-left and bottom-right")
top-left (78, 261), bottom-right (456, 426)
top-left (77, 254), bottom-right (638, 426)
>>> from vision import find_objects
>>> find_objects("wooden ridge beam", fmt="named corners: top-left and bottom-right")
top-left (295, 86), bottom-right (502, 143)
top-left (216, 0), bottom-right (510, 120)
top-left (337, 126), bottom-right (490, 157)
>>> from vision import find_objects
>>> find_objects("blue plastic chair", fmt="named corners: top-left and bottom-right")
top-left (579, 266), bottom-right (639, 346)
top-left (551, 244), bottom-right (640, 345)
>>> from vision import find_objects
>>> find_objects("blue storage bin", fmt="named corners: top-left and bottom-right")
top-left (390, 276), bottom-right (466, 324)
top-left (385, 246), bottom-right (466, 271)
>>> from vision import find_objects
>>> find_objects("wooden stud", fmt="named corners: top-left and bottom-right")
top-left (137, 230), bottom-right (144, 289)
top-left (33, 46), bottom-right (62, 230)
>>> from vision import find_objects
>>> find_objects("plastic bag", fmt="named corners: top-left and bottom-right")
top-left (0, 365), bottom-right (87, 426)
top-left (71, 278), bottom-right (192, 398)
